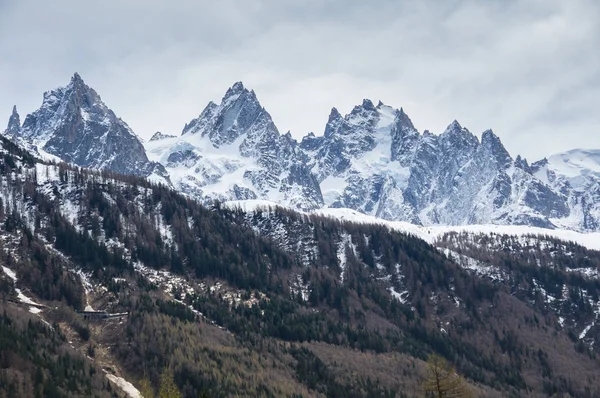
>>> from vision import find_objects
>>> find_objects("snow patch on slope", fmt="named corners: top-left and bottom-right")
top-left (105, 373), bottom-right (141, 398)
top-left (337, 233), bottom-right (357, 283)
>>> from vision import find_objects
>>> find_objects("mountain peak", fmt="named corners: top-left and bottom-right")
top-left (396, 107), bottom-right (416, 131)
top-left (182, 81), bottom-right (275, 146)
top-left (225, 81), bottom-right (247, 98)
top-left (16, 74), bottom-right (153, 177)
top-left (481, 129), bottom-right (500, 146)
top-left (482, 129), bottom-right (512, 168)
top-left (69, 72), bottom-right (88, 92)
top-left (441, 120), bottom-right (466, 137)
top-left (328, 107), bottom-right (341, 122)
top-left (361, 99), bottom-right (376, 111)
top-left (349, 99), bottom-right (377, 116)
top-left (448, 119), bottom-right (462, 130)
top-left (5, 105), bottom-right (21, 138)
top-left (324, 107), bottom-right (343, 137)
top-left (514, 154), bottom-right (532, 173)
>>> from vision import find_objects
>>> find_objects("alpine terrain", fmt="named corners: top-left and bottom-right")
top-left (1, 74), bottom-right (600, 397)
top-left (5, 74), bottom-right (600, 232)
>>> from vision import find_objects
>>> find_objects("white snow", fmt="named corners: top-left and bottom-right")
top-left (2, 265), bottom-right (43, 308)
top-left (1, 265), bottom-right (17, 281)
top-left (314, 207), bottom-right (600, 252)
top-left (547, 149), bottom-right (600, 180)
top-left (318, 105), bottom-right (411, 212)
top-left (145, 132), bottom-right (266, 204)
top-left (579, 323), bottom-right (594, 340)
top-left (224, 199), bottom-right (282, 212)
top-left (290, 274), bottom-right (311, 301)
top-left (441, 248), bottom-right (504, 281)
top-left (224, 200), bottom-right (600, 253)
top-left (336, 233), bottom-right (356, 283)
top-left (105, 373), bottom-right (141, 398)
top-left (321, 175), bottom-right (348, 206)
top-left (16, 289), bottom-right (41, 306)
top-left (389, 287), bottom-right (409, 304)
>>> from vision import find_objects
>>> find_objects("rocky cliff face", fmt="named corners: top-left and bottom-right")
top-left (4, 76), bottom-right (600, 231)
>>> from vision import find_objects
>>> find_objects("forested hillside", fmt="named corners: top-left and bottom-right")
top-left (0, 134), bottom-right (600, 397)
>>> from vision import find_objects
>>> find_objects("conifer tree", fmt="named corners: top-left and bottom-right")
top-left (422, 354), bottom-right (472, 398)
top-left (158, 367), bottom-right (181, 398)
top-left (139, 376), bottom-right (154, 398)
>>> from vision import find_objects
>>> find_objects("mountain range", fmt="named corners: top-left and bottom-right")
top-left (4, 73), bottom-right (600, 232)
top-left (2, 77), bottom-right (600, 397)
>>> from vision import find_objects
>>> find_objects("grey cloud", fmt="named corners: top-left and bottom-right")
top-left (0, 0), bottom-right (598, 161)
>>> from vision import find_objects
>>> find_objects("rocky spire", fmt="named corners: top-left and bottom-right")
top-left (514, 155), bottom-right (532, 173)
top-left (481, 129), bottom-right (512, 169)
top-left (324, 107), bottom-right (343, 137)
top-left (361, 99), bottom-right (376, 111)
top-left (391, 107), bottom-right (419, 163)
top-left (397, 107), bottom-right (416, 130)
top-left (4, 105), bottom-right (20, 139)
top-left (223, 81), bottom-right (247, 101)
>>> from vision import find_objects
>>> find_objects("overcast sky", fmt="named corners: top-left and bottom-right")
top-left (1, 0), bottom-right (598, 161)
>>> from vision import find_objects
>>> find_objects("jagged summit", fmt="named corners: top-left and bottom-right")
top-left (328, 107), bottom-right (341, 121)
top-left (226, 81), bottom-right (246, 96)
top-left (360, 98), bottom-right (376, 111)
top-left (444, 119), bottom-right (465, 133)
top-left (4, 105), bottom-right (20, 139)
top-left (5, 73), bottom-right (167, 180)
top-left (146, 82), bottom-right (323, 210)
top-left (181, 81), bottom-right (270, 147)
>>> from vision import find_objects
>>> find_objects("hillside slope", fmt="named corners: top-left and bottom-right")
top-left (0, 135), bottom-right (599, 397)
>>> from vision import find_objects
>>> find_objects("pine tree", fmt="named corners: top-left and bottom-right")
top-left (158, 367), bottom-right (181, 398)
top-left (139, 376), bottom-right (154, 398)
top-left (422, 354), bottom-right (472, 398)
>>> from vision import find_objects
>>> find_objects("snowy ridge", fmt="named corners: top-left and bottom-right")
top-left (316, 207), bottom-right (600, 252)
top-left (225, 200), bottom-right (600, 252)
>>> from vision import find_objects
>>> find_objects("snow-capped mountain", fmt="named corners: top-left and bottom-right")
top-left (4, 73), bottom-right (168, 181)
top-left (532, 149), bottom-right (600, 230)
top-left (3, 75), bottom-right (600, 231)
top-left (145, 82), bottom-right (322, 210)
top-left (299, 100), bottom-right (593, 231)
